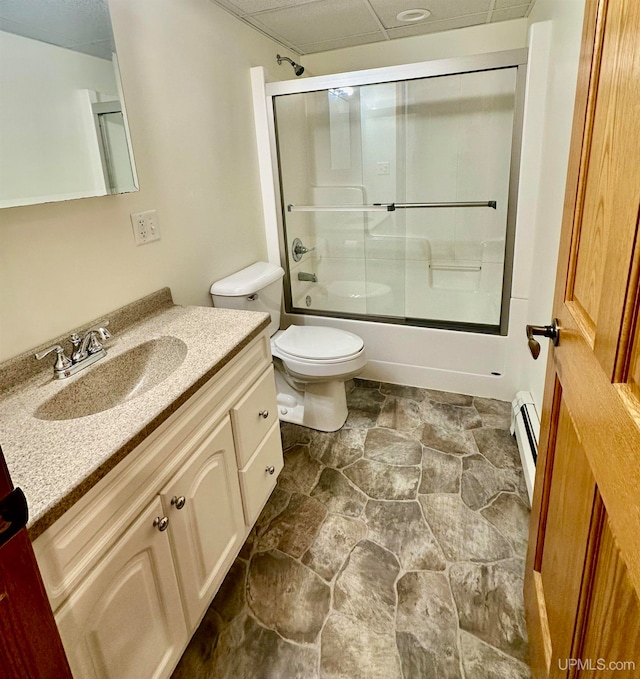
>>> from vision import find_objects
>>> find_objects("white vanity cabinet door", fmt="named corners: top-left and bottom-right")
top-left (54, 496), bottom-right (188, 679)
top-left (160, 415), bottom-right (245, 631)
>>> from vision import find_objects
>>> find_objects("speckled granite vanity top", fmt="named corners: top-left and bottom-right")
top-left (0, 289), bottom-right (270, 539)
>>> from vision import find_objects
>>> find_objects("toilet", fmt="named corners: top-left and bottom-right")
top-left (210, 262), bottom-right (366, 432)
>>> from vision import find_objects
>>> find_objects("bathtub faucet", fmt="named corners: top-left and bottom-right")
top-left (298, 272), bottom-right (318, 283)
top-left (292, 238), bottom-right (315, 262)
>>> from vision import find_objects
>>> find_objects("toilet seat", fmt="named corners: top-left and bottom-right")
top-left (274, 326), bottom-right (363, 361)
top-left (271, 327), bottom-right (366, 381)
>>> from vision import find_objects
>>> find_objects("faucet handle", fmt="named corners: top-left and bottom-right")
top-left (86, 330), bottom-right (109, 354)
top-left (85, 323), bottom-right (111, 355)
top-left (35, 345), bottom-right (72, 372)
top-left (84, 320), bottom-right (110, 336)
top-left (292, 238), bottom-right (316, 262)
top-left (84, 321), bottom-right (111, 350)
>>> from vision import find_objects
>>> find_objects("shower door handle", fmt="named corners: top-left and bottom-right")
top-left (526, 319), bottom-right (560, 359)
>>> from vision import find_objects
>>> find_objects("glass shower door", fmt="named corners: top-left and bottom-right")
top-left (275, 86), bottom-right (406, 321)
top-left (273, 64), bottom-right (518, 333)
top-left (400, 68), bottom-right (516, 327)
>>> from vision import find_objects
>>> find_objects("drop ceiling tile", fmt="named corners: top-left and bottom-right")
top-left (491, 5), bottom-right (530, 21)
top-left (251, 0), bottom-right (383, 46)
top-left (368, 0), bottom-right (492, 29)
top-left (494, 0), bottom-right (531, 8)
top-left (211, 0), bottom-right (247, 16)
top-left (221, 0), bottom-right (320, 15)
top-left (299, 30), bottom-right (387, 54)
top-left (386, 12), bottom-right (489, 39)
top-left (0, 0), bottom-right (113, 46)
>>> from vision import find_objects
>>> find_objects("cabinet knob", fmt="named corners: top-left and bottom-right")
top-left (171, 495), bottom-right (186, 510)
top-left (265, 465), bottom-right (275, 475)
top-left (153, 516), bottom-right (169, 532)
top-left (259, 410), bottom-right (269, 419)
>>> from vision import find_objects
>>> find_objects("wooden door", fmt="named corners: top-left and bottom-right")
top-left (159, 416), bottom-right (245, 631)
top-left (0, 447), bottom-right (71, 679)
top-left (55, 496), bottom-right (188, 679)
top-left (525, 0), bottom-right (640, 677)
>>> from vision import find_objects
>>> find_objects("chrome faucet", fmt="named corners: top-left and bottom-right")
top-left (298, 271), bottom-right (318, 282)
top-left (70, 325), bottom-right (111, 363)
top-left (36, 321), bottom-right (111, 379)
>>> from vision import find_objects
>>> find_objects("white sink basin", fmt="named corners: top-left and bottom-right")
top-left (35, 336), bottom-right (188, 421)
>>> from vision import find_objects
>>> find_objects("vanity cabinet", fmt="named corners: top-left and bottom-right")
top-left (33, 333), bottom-right (282, 679)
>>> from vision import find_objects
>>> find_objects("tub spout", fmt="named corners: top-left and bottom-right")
top-left (298, 272), bottom-right (318, 283)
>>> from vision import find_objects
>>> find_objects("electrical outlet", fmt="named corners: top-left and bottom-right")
top-left (377, 161), bottom-right (390, 176)
top-left (130, 210), bottom-right (161, 245)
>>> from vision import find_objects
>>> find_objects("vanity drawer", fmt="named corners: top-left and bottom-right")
top-left (238, 423), bottom-right (283, 525)
top-left (230, 367), bottom-right (278, 467)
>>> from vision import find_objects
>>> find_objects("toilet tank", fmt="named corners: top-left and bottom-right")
top-left (210, 262), bottom-right (284, 337)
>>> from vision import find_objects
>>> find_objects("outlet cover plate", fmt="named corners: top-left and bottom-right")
top-left (131, 210), bottom-right (160, 245)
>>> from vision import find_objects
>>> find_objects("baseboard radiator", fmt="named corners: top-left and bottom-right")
top-left (510, 391), bottom-right (539, 504)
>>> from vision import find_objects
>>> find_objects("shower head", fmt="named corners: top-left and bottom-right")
top-left (277, 54), bottom-right (304, 76)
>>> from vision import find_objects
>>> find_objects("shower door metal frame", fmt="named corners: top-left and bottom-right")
top-left (265, 48), bottom-right (528, 336)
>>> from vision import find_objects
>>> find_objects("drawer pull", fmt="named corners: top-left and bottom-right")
top-left (171, 495), bottom-right (186, 510)
top-left (259, 410), bottom-right (269, 419)
top-left (265, 465), bottom-right (276, 475)
top-left (153, 516), bottom-right (169, 532)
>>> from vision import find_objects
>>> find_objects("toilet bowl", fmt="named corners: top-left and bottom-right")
top-left (210, 262), bottom-right (366, 432)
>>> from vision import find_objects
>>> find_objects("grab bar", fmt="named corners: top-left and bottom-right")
top-left (288, 201), bottom-right (496, 212)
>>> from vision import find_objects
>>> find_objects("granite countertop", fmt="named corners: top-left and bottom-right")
top-left (0, 289), bottom-right (270, 539)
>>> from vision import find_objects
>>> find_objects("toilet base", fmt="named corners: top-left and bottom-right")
top-left (274, 368), bottom-right (348, 432)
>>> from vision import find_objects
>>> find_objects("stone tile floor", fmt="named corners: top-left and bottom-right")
top-left (172, 380), bottom-right (532, 679)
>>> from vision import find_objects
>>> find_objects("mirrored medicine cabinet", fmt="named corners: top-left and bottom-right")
top-left (0, 0), bottom-right (138, 208)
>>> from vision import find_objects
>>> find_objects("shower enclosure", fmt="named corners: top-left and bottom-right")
top-left (267, 50), bottom-right (526, 335)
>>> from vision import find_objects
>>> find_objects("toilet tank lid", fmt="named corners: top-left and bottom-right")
top-left (210, 262), bottom-right (284, 297)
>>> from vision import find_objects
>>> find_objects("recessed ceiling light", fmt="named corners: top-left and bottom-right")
top-left (396, 8), bottom-right (431, 22)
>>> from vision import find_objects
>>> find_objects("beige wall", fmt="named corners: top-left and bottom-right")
top-left (303, 19), bottom-right (529, 75)
top-left (0, 0), bottom-right (294, 361)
